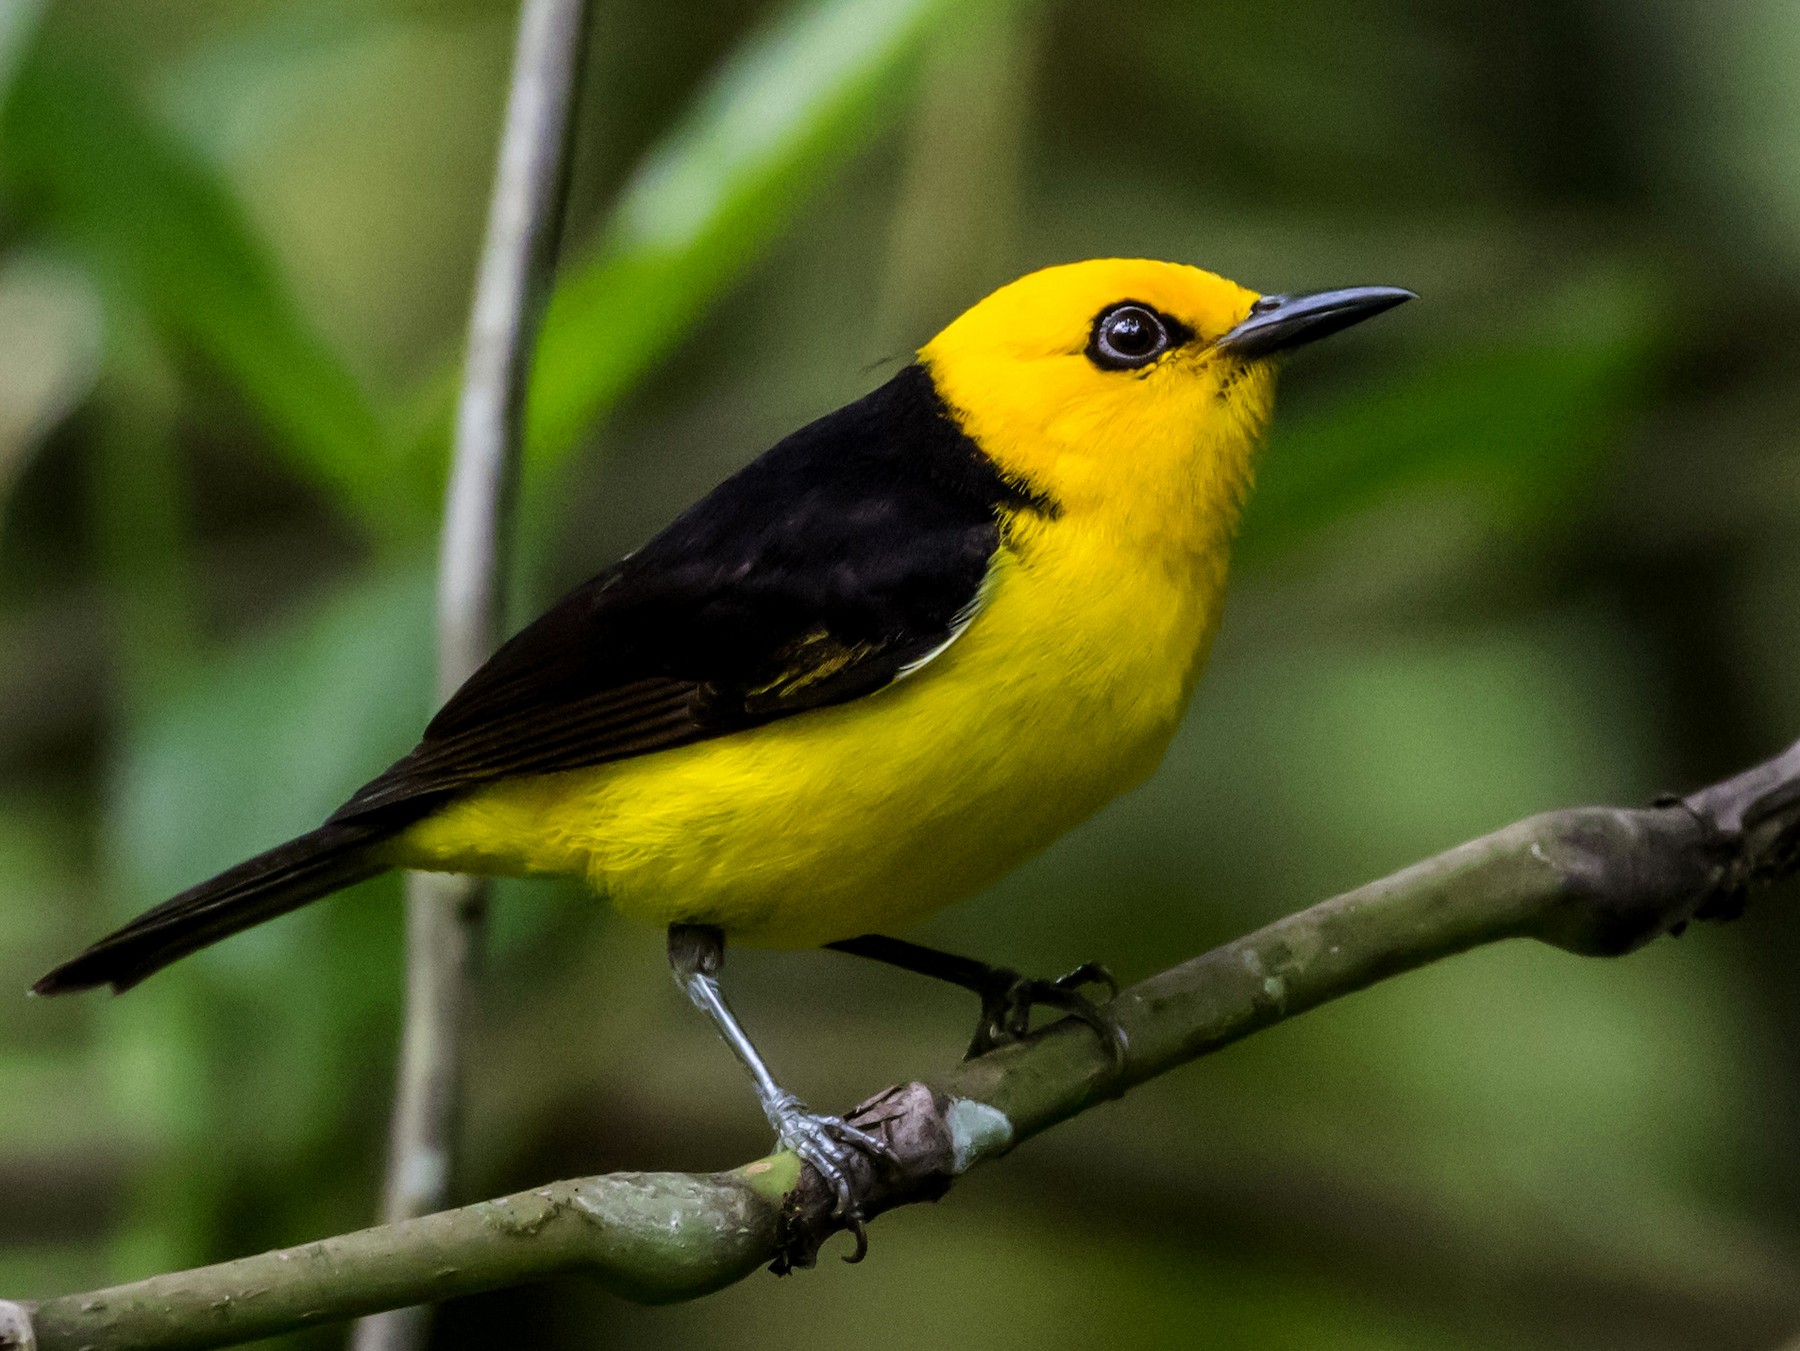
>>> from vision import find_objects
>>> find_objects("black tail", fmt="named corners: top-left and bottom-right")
top-left (33, 821), bottom-right (393, 996)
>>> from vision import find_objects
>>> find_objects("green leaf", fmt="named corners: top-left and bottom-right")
top-left (0, 250), bottom-right (105, 533)
top-left (110, 566), bottom-right (433, 913)
top-left (0, 41), bottom-right (402, 532)
top-left (0, 0), bottom-right (46, 108)
top-left (94, 568), bottom-right (435, 1266)
top-left (402, 0), bottom-right (979, 486)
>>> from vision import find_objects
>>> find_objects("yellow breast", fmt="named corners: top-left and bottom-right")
top-left (393, 507), bottom-right (1231, 947)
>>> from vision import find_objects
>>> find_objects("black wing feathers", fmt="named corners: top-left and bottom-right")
top-left (331, 364), bottom-right (1037, 826)
top-left (37, 363), bottom-right (1037, 996)
top-left (34, 821), bottom-right (387, 993)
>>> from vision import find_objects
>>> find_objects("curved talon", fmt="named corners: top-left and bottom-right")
top-left (821, 934), bottom-right (1127, 1075)
top-left (770, 1097), bottom-right (895, 1220)
top-left (967, 962), bottom-right (1128, 1070)
top-left (841, 1215), bottom-right (870, 1264)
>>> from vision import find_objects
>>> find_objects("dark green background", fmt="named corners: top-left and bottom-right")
top-left (3, 0), bottom-right (1799, 1347)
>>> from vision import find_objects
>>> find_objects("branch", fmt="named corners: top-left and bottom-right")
top-left (11, 737), bottom-right (1797, 1351)
top-left (361, 3), bottom-right (590, 1349)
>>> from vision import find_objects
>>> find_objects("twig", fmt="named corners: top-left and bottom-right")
top-left (18, 737), bottom-right (1799, 1351)
top-left (355, 3), bottom-right (590, 1349)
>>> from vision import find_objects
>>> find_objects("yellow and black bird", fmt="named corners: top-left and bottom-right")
top-left (36, 259), bottom-right (1410, 1208)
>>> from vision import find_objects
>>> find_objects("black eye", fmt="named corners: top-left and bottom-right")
top-left (1088, 303), bottom-right (1172, 370)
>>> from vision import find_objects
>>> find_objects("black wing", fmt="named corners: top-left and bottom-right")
top-left (329, 364), bottom-right (1046, 827)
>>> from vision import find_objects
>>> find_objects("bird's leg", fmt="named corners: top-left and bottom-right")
top-left (825, 933), bottom-right (1127, 1064)
top-left (667, 923), bottom-right (895, 1219)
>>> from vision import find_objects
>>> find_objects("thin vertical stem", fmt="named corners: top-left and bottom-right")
top-left (352, 3), bottom-right (591, 1348)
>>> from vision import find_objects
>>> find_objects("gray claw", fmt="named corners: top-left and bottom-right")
top-left (769, 1095), bottom-right (895, 1218)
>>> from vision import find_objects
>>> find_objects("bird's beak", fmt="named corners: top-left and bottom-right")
top-left (1216, 285), bottom-right (1416, 358)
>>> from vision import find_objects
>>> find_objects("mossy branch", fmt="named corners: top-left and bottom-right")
top-left (8, 737), bottom-right (1797, 1351)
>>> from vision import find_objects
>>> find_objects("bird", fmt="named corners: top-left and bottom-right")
top-left (34, 259), bottom-right (1412, 1214)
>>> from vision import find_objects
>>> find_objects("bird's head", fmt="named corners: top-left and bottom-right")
top-left (919, 258), bottom-right (1411, 547)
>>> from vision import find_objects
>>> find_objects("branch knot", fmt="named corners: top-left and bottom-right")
top-left (1679, 739), bottom-right (1800, 925)
top-left (772, 1082), bottom-right (956, 1274)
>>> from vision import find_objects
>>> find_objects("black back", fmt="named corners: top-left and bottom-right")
top-left (330, 364), bottom-right (1048, 826)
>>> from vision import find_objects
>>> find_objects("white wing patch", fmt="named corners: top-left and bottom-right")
top-left (893, 561), bottom-right (1000, 683)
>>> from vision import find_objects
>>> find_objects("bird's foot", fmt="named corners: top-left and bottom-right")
top-left (823, 935), bottom-right (1129, 1072)
top-left (767, 1092), bottom-right (899, 1224)
top-left (968, 960), bottom-right (1127, 1065)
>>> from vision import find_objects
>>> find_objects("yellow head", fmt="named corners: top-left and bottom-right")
top-left (920, 259), bottom-right (1410, 556)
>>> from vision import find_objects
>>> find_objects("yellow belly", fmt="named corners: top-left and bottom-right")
top-left (392, 515), bottom-right (1229, 946)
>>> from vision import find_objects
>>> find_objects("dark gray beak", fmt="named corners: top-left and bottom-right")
top-left (1216, 285), bottom-right (1416, 358)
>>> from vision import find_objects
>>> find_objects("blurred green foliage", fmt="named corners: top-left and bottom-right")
top-left (2, 1), bottom-right (1798, 1349)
